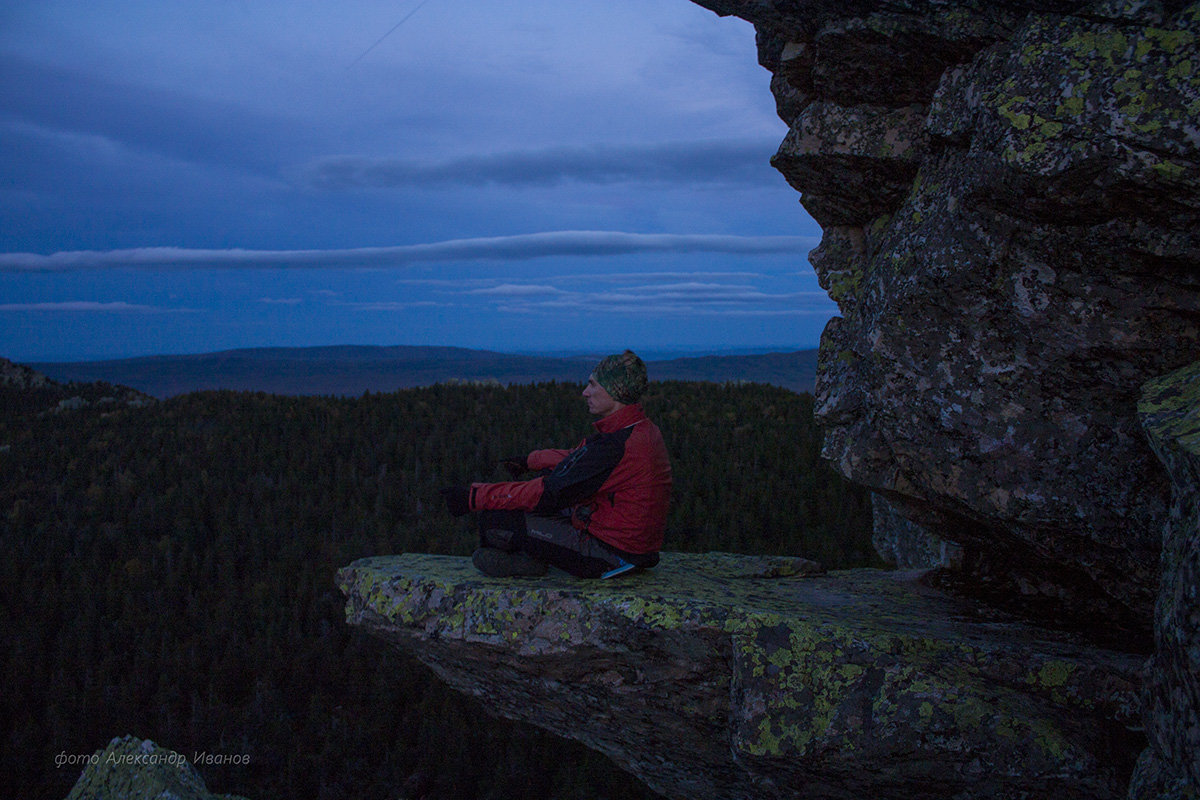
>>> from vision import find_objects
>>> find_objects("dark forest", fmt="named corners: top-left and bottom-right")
top-left (1, 379), bottom-right (875, 799)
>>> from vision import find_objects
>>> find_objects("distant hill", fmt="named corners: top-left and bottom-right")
top-left (29, 346), bottom-right (819, 398)
top-left (1, 356), bottom-right (154, 416)
top-left (650, 351), bottom-right (818, 394)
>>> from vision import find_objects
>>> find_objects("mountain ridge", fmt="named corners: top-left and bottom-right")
top-left (28, 345), bottom-right (818, 398)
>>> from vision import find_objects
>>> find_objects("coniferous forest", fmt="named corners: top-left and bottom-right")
top-left (0, 378), bottom-right (876, 800)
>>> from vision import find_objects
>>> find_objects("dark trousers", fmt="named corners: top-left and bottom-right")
top-left (478, 510), bottom-right (658, 578)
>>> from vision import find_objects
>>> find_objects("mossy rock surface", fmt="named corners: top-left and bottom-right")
top-left (339, 551), bottom-right (1145, 800)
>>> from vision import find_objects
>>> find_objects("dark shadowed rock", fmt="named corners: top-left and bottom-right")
top-left (1132, 362), bottom-right (1200, 799)
top-left (339, 552), bottom-right (1145, 800)
top-left (871, 494), bottom-right (962, 569)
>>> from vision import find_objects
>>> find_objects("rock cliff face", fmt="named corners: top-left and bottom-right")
top-left (691, 0), bottom-right (1199, 633)
top-left (339, 553), bottom-right (1145, 800)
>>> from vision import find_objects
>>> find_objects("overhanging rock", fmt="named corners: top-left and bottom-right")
top-left (338, 552), bottom-right (1145, 800)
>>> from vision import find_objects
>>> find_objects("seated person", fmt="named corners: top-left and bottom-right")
top-left (440, 350), bottom-right (672, 578)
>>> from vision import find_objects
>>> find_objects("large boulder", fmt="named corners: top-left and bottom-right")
top-left (339, 552), bottom-right (1144, 800)
top-left (690, 0), bottom-right (1199, 633)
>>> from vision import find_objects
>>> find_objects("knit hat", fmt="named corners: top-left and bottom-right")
top-left (593, 350), bottom-right (647, 404)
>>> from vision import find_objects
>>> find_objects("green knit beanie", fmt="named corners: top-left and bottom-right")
top-left (593, 350), bottom-right (647, 404)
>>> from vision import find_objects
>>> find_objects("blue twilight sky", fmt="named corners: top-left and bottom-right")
top-left (0, 0), bottom-right (833, 363)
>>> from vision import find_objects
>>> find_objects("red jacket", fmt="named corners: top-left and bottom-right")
top-left (470, 403), bottom-right (672, 554)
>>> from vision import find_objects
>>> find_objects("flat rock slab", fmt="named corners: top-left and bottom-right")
top-left (338, 552), bottom-right (1145, 800)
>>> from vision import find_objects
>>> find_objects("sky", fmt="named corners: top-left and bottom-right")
top-left (0, 0), bottom-right (833, 363)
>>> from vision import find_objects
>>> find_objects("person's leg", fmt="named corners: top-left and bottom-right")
top-left (473, 509), bottom-right (548, 577)
top-left (471, 545), bottom-right (547, 577)
top-left (472, 511), bottom-right (647, 579)
top-left (478, 509), bottom-right (526, 550)
top-left (515, 514), bottom-right (625, 578)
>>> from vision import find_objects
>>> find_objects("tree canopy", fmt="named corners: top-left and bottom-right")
top-left (1, 379), bottom-right (874, 800)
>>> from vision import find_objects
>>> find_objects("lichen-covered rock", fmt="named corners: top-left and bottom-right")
top-left (63, 735), bottom-right (247, 800)
top-left (339, 552), bottom-right (1145, 800)
top-left (691, 0), bottom-right (1200, 638)
top-left (1133, 362), bottom-right (1200, 800)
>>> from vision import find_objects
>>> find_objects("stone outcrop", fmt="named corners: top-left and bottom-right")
top-left (689, 0), bottom-right (1199, 634)
top-left (1132, 362), bottom-right (1200, 799)
top-left (1, 356), bottom-right (52, 389)
top-left (63, 735), bottom-right (247, 800)
top-left (677, 3), bottom-right (1200, 795)
top-left (1, 356), bottom-right (153, 414)
top-left (339, 553), bottom-right (1145, 800)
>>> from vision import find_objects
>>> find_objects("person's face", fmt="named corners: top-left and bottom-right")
top-left (582, 375), bottom-right (623, 418)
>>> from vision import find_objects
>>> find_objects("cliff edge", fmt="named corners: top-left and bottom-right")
top-left (689, 0), bottom-right (1198, 631)
top-left (338, 553), bottom-right (1144, 800)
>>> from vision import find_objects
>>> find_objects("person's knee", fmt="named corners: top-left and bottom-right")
top-left (481, 527), bottom-right (518, 551)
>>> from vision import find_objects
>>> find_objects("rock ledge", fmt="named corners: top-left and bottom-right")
top-left (339, 552), bottom-right (1145, 800)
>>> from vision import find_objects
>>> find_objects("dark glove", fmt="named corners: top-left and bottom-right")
top-left (498, 455), bottom-right (529, 479)
top-left (440, 485), bottom-right (472, 517)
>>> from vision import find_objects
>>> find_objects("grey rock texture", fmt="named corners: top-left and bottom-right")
top-left (690, 0), bottom-right (1199, 633)
top-left (871, 493), bottom-right (962, 569)
top-left (339, 552), bottom-right (1145, 800)
top-left (1132, 362), bottom-right (1200, 800)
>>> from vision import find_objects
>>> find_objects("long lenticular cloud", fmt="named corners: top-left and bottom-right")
top-left (0, 231), bottom-right (817, 272)
top-left (303, 140), bottom-right (777, 189)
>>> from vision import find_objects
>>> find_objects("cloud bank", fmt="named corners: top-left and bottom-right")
top-left (0, 301), bottom-right (187, 313)
top-left (0, 231), bottom-right (818, 272)
top-left (482, 280), bottom-right (835, 317)
top-left (301, 140), bottom-right (780, 189)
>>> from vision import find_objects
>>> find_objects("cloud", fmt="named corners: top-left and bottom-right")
top-left (468, 284), bottom-right (566, 297)
top-left (342, 300), bottom-right (453, 311)
top-left (0, 301), bottom-right (189, 313)
top-left (0, 231), bottom-right (818, 272)
top-left (300, 139), bottom-right (780, 189)
top-left (0, 53), bottom-right (292, 175)
top-left (439, 277), bottom-right (837, 318)
top-left (551, 270), bottom-right (766, 283)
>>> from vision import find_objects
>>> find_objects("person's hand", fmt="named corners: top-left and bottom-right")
top-left (498, 455), bottom-right (528, 479)
top-left (440, 485), bottom-right (471, 517)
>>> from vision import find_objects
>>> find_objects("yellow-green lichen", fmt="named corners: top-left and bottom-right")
top-left (1140, 360), bottom-right (1200, 456)
top-left (825, 265), bottom-right (866, 304)
top-left (1058, 95), bottom-right (1087, 116)
top-left (1032, 660), bottom-right (1076, 689)
top-left (340, 552), bottom-right (1144, 773)
top-left (1063, 29), bottom-right (1131, 65)
top-left (1146, 26), bottom-right (1195, 55)
top-left (997, 96), bottom-right (1033, 130)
